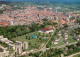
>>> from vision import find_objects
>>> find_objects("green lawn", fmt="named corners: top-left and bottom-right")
top-left (12, 31), bottom-right (50, 50)
top-left (46, 29), bottom-right (59, 47)
top-left (68, 38), bottom-right (76, 43)
top-left (66, 30), bottom-right (76, 43)
top-left (51, 33), bottom-right (64, 47)
top-left (68, 34), bottom-right (76, 43)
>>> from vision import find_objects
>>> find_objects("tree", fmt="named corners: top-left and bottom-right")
top-left (0, 11), bottom-right (3, 14)
top-left (53, 22), bottom-right (57, 25)
top-left (42, 18), bottom-right (48, 21)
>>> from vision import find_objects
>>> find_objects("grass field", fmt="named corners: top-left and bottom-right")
top-left (12, 31), bottom-right (50, 50)
top-left (46, 29), bottom-right (59, 47)
top-left (68, 34), bottom-right (76, 43)
top-left (51, 34), bottom-right (64, 47)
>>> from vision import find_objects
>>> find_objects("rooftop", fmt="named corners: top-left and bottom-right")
top-left (41, 28), bottom-right (52, 31)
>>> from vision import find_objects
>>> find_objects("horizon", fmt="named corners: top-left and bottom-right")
top-left (0, 0), bottom-right (80, 4)
top-left (0, 0), bottom-right (80, 2)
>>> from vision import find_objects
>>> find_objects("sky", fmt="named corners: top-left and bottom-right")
top-left (0, 0), bottom-right (80, 4)
top-left (0, 0), bottom-right (79, 2)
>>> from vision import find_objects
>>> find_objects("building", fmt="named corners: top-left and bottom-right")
top-left (39, 28), bottom-right (53, 33)
top-left (48, 25), bottom-right (55, 29)
top-left (0, 35), bottom-right (4, 39)
top-left (52, 41), bottom-right (58, 44)
top-left (0, 45), bottom-right (9, 57)
top-left (9, 19), bottom-right (14, 25)
top-left (55, 38), bottom-right (60, 41)
top-left (0, 50), bottom-right (9, 57)
top-left (64, 37), bottom-right (68, 40)
top-left (71, 33), bottom-right (75, 36)
top-left (61, 30), bottom-right (65, 34)
top-left (73, 37), bottom-right (79, 41)
top-left (64, 34), bottom-right (68, 38)
top-left (15, 41), bottom-right (22, 46)
top-left (62, 39), bottom-right (68, 44)
top-left (78, 34), bottom-right (80, 37)
top-left (0, 38), bottom-right (13, 44)
top-left (58, 33), bottom-right (62, 36)
top-left (16, 46), bottom-right (22, 55)
top-left (23, 42), bottom-right (28, 49)
top-left (8, 44), bottom-right (15, 50)
top-left (56, 35), bottom-right (61, 38)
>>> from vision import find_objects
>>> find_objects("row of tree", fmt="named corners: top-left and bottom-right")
top-left (0, 25), bottom-right (29, 39)
top-left (46, 29), bottom-right (59, 48)
top-left (0, 21), bottom-right (57, 40)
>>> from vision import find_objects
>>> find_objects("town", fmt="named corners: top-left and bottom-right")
top-left (0, 1), bottom-right (80, 57)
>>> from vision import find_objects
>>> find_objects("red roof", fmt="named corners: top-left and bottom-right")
top-left (41, 28), bottom-right (52, 31)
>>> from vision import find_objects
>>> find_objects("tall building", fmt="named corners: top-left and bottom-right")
top-left (16, 46), bottom-right (22, 55)
top-left (68, 14), bottom-right (71, 18)
top-left (23, 42), bottom-right (28, 49)
top-left (55, 10), bottom-right (58, 13)
top-left (9, 20), bottom-right (14, 25)
top-left (0, 45), bottom-right (9, 57)
top-left (15, 41), bottom-right (22, 47)
top-left (56, 17), bottom-right (59, 21)
top-left (8, 44), bottom-right (15, 50)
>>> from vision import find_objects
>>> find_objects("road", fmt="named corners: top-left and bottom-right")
top-left (39, 30), bottom-right (55, 57)
top-left (20, 23), bottom-right (80, 56)
top-left (39, 24), bottom-right (80, 57)
top-left (67, 52), bottom-right (80, 57)
top-left (21, 41), bottom-right (78, 56)
top-left (10, 50), bottom-right (16, 57)
top-left (46, 42), bottom-right (78, 50)
top-left (42, 31), bottom-right (55, 48)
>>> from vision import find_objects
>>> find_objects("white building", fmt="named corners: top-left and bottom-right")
top-left (39, 28), bottom-right (53, 33)
top-left (65, 37), bottom-right (68, 40)
top-left (8, 44), bottom-right (15, 50)
top-left (23, 42), bottom-right (28, 49)
top-left (9, 19), bottom-right (14, 25)
top-left (16, 46), bottom-right (22, 55)
top-left (0, 45), bottom-right (9, 57)
top-left (58, 33), bottom-right (62, 36)
top-left (52, 41), bottom-right (58, 44)
top-left (0, 38), bottom-right (13, 44)
top-left (0, 35), bottom-right (4, 39)
top-left (15, 41), bottom-right (22, 47)
top-left (55, 38), bottom-right (60, 41)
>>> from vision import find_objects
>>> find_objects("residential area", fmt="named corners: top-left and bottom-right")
top-left (0, 1), bottom-right (80, 57)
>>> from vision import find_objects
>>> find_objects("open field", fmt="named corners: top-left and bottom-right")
top-left (51, 34), bottom-right (64, 47)
top-left (68, 34), bottom-right (76, 43)
top-left (12, 31), bottom-right (50, 50)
